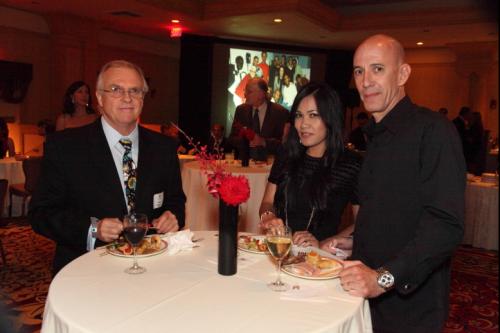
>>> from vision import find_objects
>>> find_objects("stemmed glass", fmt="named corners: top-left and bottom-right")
top-left (122, 213), bottom-right (149, 274)
top-left (265, 225), bottom-right (292, 291)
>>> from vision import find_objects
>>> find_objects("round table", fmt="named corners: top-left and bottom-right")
top-left (0, 157), bottom-right (25, 216)
top-left (463, 180), bottom-right (499, 250)
top-left (41, 231), bottom-right (372, 333)
top-left (181, 160), bottom-right (271, 233)
top-left (178, 154), bottom-right (197, 170)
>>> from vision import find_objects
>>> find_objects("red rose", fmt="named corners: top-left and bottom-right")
top-left (218, 175), bottom-right (250, 206)
top-left (239, 127), bottom-right (255, 141)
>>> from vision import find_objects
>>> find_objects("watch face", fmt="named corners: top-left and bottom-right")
top-left (378, 272), bottom-right (394, 289)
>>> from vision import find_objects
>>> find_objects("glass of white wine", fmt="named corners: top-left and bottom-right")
top-left (265, 225), bottom-right (292, 292)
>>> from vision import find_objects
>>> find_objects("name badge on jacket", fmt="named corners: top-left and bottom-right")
top-left (153, 192), bottom-right (164, 209)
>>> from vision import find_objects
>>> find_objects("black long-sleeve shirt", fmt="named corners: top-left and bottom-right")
top-left (353, 96), bottom-right (465, 333)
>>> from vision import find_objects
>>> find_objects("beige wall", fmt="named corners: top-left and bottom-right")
top-left (1, 7), bottom-right (180, 152)
top-left (2, 6), bottom-right (498, 152)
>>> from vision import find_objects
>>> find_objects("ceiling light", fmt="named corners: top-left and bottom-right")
top-left (171, 19), bottom-right (180, 24)
top-left (416, 42), bottom-right (424, 46)
top-left (273, 18), bottom-right (282, 23)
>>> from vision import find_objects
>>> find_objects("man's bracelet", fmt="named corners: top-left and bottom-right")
top-left (260, 210), bottom-right (275, 222)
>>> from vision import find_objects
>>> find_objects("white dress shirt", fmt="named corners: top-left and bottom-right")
top-left (87, 118), bottom-right (139, 251)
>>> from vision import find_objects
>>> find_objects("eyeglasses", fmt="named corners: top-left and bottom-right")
top-left (100, 86), bottom-right (145, 99)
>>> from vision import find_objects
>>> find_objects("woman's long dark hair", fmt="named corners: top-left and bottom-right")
top-left (281, 82), bottom-right (345, 212)
top-left (62, 81), bottom-right (95, 115)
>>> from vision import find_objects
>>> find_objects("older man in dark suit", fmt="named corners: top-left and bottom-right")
top-left (229, 78), bottom-right (288, 161)
top-left (29, 60), bottom-right (186, 274)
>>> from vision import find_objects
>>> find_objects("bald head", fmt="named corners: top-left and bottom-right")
top-left (355, 34), bottom-right (406, 65)
top-left (353, 34), bottom-right (411, 122)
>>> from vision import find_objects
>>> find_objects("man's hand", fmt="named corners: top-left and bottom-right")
top-left (292, 231), bottom-right (319, 248)
top-left (97, 218), bottom-right (123, 243)
top-left (339, 261), bottom-right (386, 298)
top-left (152, 211), bottom-right (179, 234)
top-left (250, 134), bottom-right (266, 147)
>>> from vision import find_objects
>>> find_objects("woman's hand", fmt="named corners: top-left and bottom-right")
top-left (319, 235), bottom-right (353, 257)
top-left (258, 216), bottom-right (284, 232)
top-left (292, 231), bottom-right (319, 248)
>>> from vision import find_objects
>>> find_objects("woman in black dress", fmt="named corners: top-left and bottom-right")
top-left (259, 82), bottom-right (361, 249)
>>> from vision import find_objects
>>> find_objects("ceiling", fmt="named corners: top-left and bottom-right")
top-left (2, 0), bottom-right (498, 49)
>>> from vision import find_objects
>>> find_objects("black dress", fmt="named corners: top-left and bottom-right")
top-left (268, 148), bottom-right (362, 241)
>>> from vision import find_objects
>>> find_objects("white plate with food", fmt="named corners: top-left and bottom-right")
top-left (106, 235), bottom-right (167, 258)
top-left (282, 250), bottom-right (343, 280)
top-left (237, 234), bottom-right (268, 254)
top-left (291, 245), bottom-right (347, 260)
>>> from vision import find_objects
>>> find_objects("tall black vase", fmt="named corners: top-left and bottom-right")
top-left (218, 200), bottom-right (239, 276)
top-left (239, 138), bottom-right (250, 167)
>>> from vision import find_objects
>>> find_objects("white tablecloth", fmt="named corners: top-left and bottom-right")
top-left (0, 157), bottom-right (26, 216)
top-left (182, 161), bottom-right (271, 233)
top-left (178, 154), bottom-right (197, 170)
top-left (42, 231), bottom-right (372, 333)
top-left (463, 181), bottom-right (499, 250)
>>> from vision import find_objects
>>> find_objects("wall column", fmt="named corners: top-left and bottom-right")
top-left (45, 14), bottom-right (100, 113)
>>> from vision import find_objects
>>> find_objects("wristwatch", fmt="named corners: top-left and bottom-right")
top-left (376, 267), bottom-right (395, 291)
top-left (90, 217), bottom-right (100, 238)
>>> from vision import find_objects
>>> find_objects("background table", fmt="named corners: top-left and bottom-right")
top-left (181, 160), bottom-right (271, 233)
top-left (463, 181), bottom-right (498, 250)
top-left (0, 157), bottom-right (26, 216)
top-left (42, 231), bottom-right (372, 333)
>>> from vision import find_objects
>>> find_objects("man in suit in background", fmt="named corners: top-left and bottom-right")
top-left (453, 106), bottom-right (474, 166)
top-left (348, 111), bottom-right (369, 151)
top-left (229, 78), bottom-right (288, 161)
top-left (207, 123), bottom-right (231, 155)
top-left (29, 60), bottom-right (186, 274)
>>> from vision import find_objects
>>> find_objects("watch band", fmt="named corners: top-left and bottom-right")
top-left (90, 217), bottom-right (99, 238)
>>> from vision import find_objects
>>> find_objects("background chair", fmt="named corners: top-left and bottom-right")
top-left (9, 157), bottom-right (42, 217)
top-left (0, 178), bottom-right (8, 265)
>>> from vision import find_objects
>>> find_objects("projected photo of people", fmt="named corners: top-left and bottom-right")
top-left (227, 48), bottom-right (311, 131)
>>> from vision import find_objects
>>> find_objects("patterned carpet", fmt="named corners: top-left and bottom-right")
top-left (0, 219), bottom-right (498, 333)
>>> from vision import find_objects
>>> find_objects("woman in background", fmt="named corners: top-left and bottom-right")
top-left (0, 118), bottom-right (15, 158)
top-left (56, 81), bottom-right (97, 131)
top-left (259, 82), bottom-right (361, 251)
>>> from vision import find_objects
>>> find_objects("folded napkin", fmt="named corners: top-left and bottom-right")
top-left (161, 229), bottom-right (195, 255)
top-left (280, 283), bottom-right (330, 303)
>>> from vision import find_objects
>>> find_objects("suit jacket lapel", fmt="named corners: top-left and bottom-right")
top-left (135, 126), bottom-right (154, 212)
top-left (261, 102), bottom-right (272, 134)
top-left (88, 120), bottom-right (127, 213)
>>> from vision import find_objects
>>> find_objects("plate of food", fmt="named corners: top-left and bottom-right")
top-left (291, 245), bottom-right (348, 260)
top-left (282, 251), bottom-right (343, 280)
top-left (237, 234), bottom-right (268, 254)
top-left (106, 235), bottom-right (167, 258)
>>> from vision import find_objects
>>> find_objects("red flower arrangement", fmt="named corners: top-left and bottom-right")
top-left (233, 121), bottom-right (255, 141)
top-left (172, 123), bottom-right (251, 206)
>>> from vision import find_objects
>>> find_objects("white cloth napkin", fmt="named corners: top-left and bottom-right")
top-left (161, 229), bottom-right (195, 255)
top-left (280, 283), bottom-right (330, 303)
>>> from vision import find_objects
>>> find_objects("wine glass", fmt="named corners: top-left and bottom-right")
top-left (265, 225), bottom-right (292, 291)
top-left (122, 213), bottom-right (149, 274)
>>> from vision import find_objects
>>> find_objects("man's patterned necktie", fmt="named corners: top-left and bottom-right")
top-left (119, 139), bottom-right (136, 213)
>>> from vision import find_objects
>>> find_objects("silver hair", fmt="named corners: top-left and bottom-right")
top-left (96, 60), bottom-right (149, 93)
